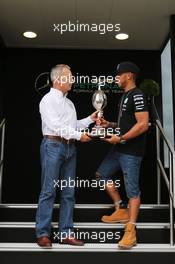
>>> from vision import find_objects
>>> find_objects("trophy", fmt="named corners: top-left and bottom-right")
top-left (90, 83), bottom-right (107, 137)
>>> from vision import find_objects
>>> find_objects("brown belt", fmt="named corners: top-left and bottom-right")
top-left (44, 135), bottom-right (75, 144)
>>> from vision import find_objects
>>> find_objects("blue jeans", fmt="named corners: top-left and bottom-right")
top-left (96, 146), bottom-right (142, 198)
top-left (36, 137), bottom-right (76, 238)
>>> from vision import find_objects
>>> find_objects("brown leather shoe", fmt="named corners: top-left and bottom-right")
top-left (37, 236), bottom-right (52, 248)
top-left (60, 237), bottom-right (84, 246)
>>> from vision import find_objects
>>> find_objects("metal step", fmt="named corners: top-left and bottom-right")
top-left (0, 222), bottom-right (171, 229)
top-left (0, 204), bottom-right (172, 244)
top-left (0, 204), bottom-right (170, 223)
top-left (1, 244), bottom-right (175, 264)
top-left (0, 203), bottom-right (169, 209)
top-left (0, 243), bottom-right (175, 252)
top-left (0, 222), bottom-right (171, 244)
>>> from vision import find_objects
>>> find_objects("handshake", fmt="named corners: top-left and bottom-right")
top-left (80, 111), bottom-right (122, 145)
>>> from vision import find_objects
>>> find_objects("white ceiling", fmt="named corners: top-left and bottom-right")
top-left (0, 0), bottom-right (175, 50)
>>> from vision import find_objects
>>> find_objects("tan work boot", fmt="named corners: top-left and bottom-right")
top-left (118, 223), bottom-right (137, 249)
top-left (101, 208), bottom-right (129, 223)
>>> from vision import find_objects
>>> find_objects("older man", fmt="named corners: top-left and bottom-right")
top-left (36, 64), bottom-right (97, 247)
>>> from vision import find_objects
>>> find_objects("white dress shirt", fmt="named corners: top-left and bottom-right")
top-left (39, 88), bottom-right (93, 140)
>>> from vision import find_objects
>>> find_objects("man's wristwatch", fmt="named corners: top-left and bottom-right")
top-left (119, 136), bottom-right (127, 144)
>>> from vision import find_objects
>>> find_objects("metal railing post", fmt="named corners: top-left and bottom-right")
top-left (169, 152), bottom-right (174, 246)
top-left (173, 154), bottom-right (175, 209)
top-left (0, 119), bottom-right (5, 204)
top-left (156, 124), bottom-right (161, 204)
top-left (155, 120), bottom-right (175, 246)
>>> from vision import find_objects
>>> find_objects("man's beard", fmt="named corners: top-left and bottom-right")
top-left (118, 82), bottom-right (125, 89)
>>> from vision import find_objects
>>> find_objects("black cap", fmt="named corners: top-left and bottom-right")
top-left (116, 61), bottom-right (140, 75)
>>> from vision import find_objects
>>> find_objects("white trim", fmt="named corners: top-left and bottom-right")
top-left (0, 243), bottom-right (175, 252)
top-left (0, 204), bottom-right (169, 209)
top-left (0, 222), bottom-right (171, 229)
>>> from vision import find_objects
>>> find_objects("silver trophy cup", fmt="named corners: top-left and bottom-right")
top-left (91, 84), bottom-right (107, 137)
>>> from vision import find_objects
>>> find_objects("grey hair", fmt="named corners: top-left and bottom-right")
top-left (50, 64), bottom-right (70, 83)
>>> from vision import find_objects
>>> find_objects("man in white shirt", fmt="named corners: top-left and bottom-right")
top-left (36, 64), bottom-right (98, 247)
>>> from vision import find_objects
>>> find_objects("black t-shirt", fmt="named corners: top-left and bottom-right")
top-left (115, 87), bottom-right (148, 156)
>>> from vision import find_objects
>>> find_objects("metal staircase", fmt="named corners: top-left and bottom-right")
top-left (0, 115), bottom-right (175, 262)
top-left (0, 203), bottom-right (174, 252)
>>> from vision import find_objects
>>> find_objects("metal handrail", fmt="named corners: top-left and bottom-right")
top-left (156, 119), bottom-right (175, 154)
top-left (155, 118), bottom-right (175, 246)
top-left (0, 118), bottom-right (5, 204)
top-left (156, 119), bottom-right (175, 206)
top-left (150, 96), bottom-right (174, 245)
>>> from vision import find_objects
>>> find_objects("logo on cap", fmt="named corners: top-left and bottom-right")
top-left (117, 64), bottom-right (120, 70)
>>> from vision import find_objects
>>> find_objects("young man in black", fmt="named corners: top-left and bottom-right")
top-left (96, 61), bottom-right (149, 249)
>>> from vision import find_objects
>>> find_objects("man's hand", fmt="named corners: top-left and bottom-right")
top-left (80, 133), bottom-right (92, 142)
top-left (97, 118), bottom-right (109, 128)
top-left (90, 111), bottom-right (99, 122)
top-left (102, 134), bottom-right (121, 144)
